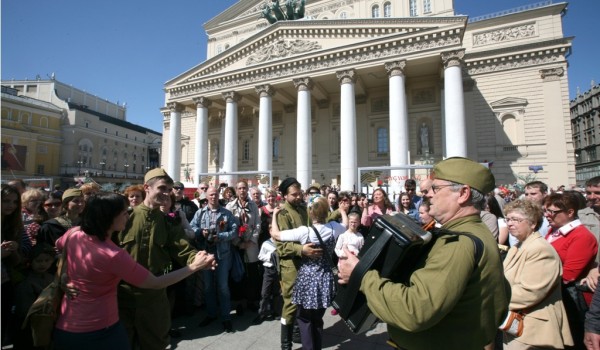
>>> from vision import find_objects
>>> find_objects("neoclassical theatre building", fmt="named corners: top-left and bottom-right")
top-left (162, 0), bottom-right (575, 191)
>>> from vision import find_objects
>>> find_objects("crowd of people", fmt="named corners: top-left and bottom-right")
top-left (3, 158), bottom-right (600, 349)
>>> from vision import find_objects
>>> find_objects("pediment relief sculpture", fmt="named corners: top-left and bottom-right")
top-left (246, 38), bottom-right (322, 65)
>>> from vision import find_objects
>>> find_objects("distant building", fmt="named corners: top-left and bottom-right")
top-left (162, 0), bottom-right (575, 190)
top-left (572, 82), bottom-right (600, 185)
top-left (1, 78), bottom-right (162, 187)
top-left (1, 85), bottom-right (63, 189)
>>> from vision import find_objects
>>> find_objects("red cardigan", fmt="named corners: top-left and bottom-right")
top-left (547, 224), bottom-right (598, 284)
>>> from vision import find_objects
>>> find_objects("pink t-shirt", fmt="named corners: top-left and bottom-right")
top-left (55, 228), bottom-right (150, 332)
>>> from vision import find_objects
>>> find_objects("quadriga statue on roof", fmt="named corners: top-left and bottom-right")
top-left (261, 0), bottom-right (306, 24)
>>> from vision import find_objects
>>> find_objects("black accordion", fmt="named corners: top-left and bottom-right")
top-left (331, 213), bottom-right (434, 334)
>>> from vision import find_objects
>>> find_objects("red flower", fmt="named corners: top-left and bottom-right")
top-left (239, 224), bottom-right (248, 238)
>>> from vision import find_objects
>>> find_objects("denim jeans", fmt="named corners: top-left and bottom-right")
top-left (203, 252), bottom-right (232, 320)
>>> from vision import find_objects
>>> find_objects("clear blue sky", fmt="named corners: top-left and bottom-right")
top-left (2, 1), bottom-right (597, 133)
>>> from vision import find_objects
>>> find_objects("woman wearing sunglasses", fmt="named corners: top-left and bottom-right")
top-left (544, 191), bottom-right (598, 349)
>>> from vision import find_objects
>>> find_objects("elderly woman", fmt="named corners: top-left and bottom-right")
top-left (544, 192), bottom-right (598, 348)
top-left (21, 188), bottom-right (48, 247)
top-left (501, 199), bottom-right (573, 348)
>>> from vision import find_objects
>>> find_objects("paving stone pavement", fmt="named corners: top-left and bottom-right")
top-left (168, 307), bottom-right (392, 350)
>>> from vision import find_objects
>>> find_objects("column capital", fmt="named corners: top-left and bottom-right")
top-left (222, 91), bottom-right (241, 103)
top-left (539, 67), bottom-right (564, 82)
top-left (193, 97), bottom-right (212, 108)
top-left (441, 49), bottom-right (465, 69)
top-left (293, 77), bottom-right (313, 91)
top-left (336, 69), bottom-right (358, 85)
top-left (255, 84), bottom-right (276, 97)
top-left (160, 107), bottom-right (171, 119)
top-left (384, 60), bottom-right (407, 77)
top-left (167, 102), bottom-right (184, 113)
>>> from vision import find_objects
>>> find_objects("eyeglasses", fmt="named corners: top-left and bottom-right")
top-left (543, 208), bottom-right (563, 216)
top-left (309, 191), bottom-right (319, 195)
top-left (173, 187), bottom-right (183, 191)
top-left (431, 184), bottom-right (455, 194)
top-left (44, 203), bottom-right (61, 208)
top-left (506, 217), bottom-right (527, 224)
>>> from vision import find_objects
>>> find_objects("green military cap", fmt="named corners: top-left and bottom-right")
top-left (62, 188), bottom-right (82, 201)
top-left (144, 168), bottom-right (171, 183)
top-left (433, 157), bottom-right (495, 194)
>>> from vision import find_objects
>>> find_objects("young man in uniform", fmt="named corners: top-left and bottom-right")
top-left (338, 157), bottom-right (510, 349)
top-left (276, 177), bottom-right (322, 350)
top-left (116, 168), bottom-right (199, 350)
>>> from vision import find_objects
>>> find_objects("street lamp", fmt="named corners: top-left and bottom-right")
top-left (99, 161), bottom-right (106, 176)
top-left (77, 160), bottom-right (83, 175)
top-left (124, 163), bottom-right (130, 179)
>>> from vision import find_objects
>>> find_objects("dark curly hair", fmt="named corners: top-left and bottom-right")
top-left (1, 184), bottom-right (23, 242)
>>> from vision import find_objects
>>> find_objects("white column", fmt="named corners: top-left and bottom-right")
top-left (442, 50), bottom-right (466, 158)
top-left (167, 102), bottom-right (183, 180)
top-left (193, 97), bottom-right (211, 186)
top-left (336, 69), bottom-right (358, 191)
top-left (385, 60), bottom-right (409, 185)
top-left (255, 85), bottom-right (274, 173)
top-left (222, 92), bottom-right (240, 186)
top-left (293, 78), bottom-right (313, 189)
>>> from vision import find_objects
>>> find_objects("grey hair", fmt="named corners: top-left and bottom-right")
top-left (446, 181), bottom-right (485, 210)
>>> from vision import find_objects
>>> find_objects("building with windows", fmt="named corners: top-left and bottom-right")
top-left (162, 0), bottom-right (575, 191)
top-left (1, 85), bottom-right (63, 188)
top-left (2, 78), bottom-right (162, 187)
top-left (572, 82), bottom-right (600, 185)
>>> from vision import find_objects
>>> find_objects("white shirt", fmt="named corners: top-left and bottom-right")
top-left (279, 222), bottom-right (346, 245)
top-left (334, 230), bottom-right (364, 257)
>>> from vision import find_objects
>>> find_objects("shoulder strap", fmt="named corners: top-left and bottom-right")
top-left (310, 225), bottom-right (335, 268)
top-left (434, 230), bottom-right (484, 269)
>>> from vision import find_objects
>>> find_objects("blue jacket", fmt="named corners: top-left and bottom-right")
top-left (190, 206), bottom-right (238, 260)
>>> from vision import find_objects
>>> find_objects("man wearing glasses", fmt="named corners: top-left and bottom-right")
top-left (338, 157), bottom-right (509, 349)
top-left (172, 181), bottom-right (199, 222)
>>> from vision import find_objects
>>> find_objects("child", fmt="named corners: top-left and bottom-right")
top-left (334, 212), bottom-right (364, 258)
top-left (13, 243), bottom-right (55, 349)
top-left (332, 211), bottom-right (363, 316)
top-left (253, 235), bottom-right (282, 325)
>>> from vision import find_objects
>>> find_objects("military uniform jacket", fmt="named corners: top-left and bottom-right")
top-left (360, 214), bottom-right (510, 349)
top-left (116, 204), bottom-right (197, 306)
top-left (275, 201), bottom-right (309, 269)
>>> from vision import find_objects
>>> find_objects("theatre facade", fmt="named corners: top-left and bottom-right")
top-left (162, 0), bottom-right (574, 191)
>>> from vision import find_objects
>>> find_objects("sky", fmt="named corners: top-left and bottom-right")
top-left (2, 0), bottom-right (598, 134)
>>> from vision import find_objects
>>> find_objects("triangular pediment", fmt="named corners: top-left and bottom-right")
top-left (490, 97), bottom-right (528, 110)
top-left (167, 16), bottom-right (466, 88)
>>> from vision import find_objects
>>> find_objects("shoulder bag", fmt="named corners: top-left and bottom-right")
top-left (22, 228), bottom-right (75, 347)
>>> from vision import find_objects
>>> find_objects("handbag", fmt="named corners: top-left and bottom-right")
top-left (230, 245), bottom-right (246, 283)
top-left (22, 229), bottom-right (74, 347)
top-left (499, 311), bottom-right (524, 337)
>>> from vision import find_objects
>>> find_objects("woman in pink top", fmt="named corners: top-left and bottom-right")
top-left (361, 188), bottom-right (394, 228)
top-left (53, 193), bottom-right (215, 350)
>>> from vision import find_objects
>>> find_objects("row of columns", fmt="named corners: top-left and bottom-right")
top-left (167, 50), bottom-right (467, 190)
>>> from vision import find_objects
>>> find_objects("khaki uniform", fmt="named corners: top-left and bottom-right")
top-left (276, 201), bottom-right (309, 325)
top-left (360, 215), bottom-right (510, 349)
top-left (116, 204), bottom-right (197, 350)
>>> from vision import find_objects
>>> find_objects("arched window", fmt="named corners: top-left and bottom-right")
top-left (409, 0), bottom-right (418, 16)
top-left (383, 2), bottom-right (392, 17)
top-left (423, 0), bottom-right (431, 13)
top-left (78, 139), bottom-right (94, 166)
top-left (243, 140), bottom-right (250, 161)
top-left (371, 5), bottom-right (380, 18)
top-left (377, 127), bottom-right (389, 154)
top-left (40, 117), bottom-right (49, 128)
